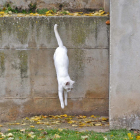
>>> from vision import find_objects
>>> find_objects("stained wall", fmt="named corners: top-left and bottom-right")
top-left (0, 16), bottom-right (109, 122)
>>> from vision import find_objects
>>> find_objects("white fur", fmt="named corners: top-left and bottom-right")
top-left (53, 24), bottom-right (75, 109)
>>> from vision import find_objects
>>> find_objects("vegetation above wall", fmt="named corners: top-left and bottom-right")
top-left (0, 3), bottom-right (109, 17)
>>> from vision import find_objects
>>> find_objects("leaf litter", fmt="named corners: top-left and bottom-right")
top-left (0, 115), bottom-right (109, 132)
top-left (0, 115), bottom-right (109, 139)
top-left (0, 10), bottom-right (109, 17)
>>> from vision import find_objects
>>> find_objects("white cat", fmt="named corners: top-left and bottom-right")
top-left (53, 24), bottom-right (75, 109)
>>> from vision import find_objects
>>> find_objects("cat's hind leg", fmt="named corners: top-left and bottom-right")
top-left (64, 90), bottom-right (68, 106)
top-left (58, 85), bottom-right (64, 109)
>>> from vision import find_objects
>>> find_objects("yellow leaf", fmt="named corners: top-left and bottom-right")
top-left (136, 136), bottom-right (140, 140)
top-left (81, 135), bottom-right (89, 139)
top-left (103, 136), bottom-right (108, 140)
top-left (46, 13), bottom-right (53, 16)
top-left (99, 10), bottom-right (103, 13)
top-left (85, 120), bottom-right (92, 123)
top-left (100, 11), bottom-right (105, 15)
top-left (73, 13), bottom-right (79, 16)
top-left (42, 115), bottom-right (47, 118)
top-left (20, 129), bottom-right (25, 132)
top-left (78, 12), bottom-right (83, 14)
top-left (127, 133), bottom-right (133, 140)
top-left (93, 13), bottom-right (99, 16)
top-left (84, 13), bottom-right (94, 16)
top-left (101, 117), bottom-right (108, 121)
top-left (58, 128), bottom-right (63, 132)
top-left (127, 133), bottom-right (132, 137)
top-left (0, 12), bottom-right (4, 15)
top-left (7, 133), bottom-right (13, 137)
top-left (68, 120), bottom-right (76, 124)
top-left (72, 124), bottom-right (78, 127)
top-left (91, 115), bottom-right (96, 118)
top-left (28, 132), bottom-right (36, 138)
top-left (79, 123), bottom-right (86, 127)
top-left (25, 117), bottom-right (29, 120)
top-left (0, 125), bottom-right (3, 127)
top-left (49, 10), bottom-right (54, 14)
top-left (30, 125), bottom-right (35, 128)
top-left (54, 134), bottom-right (61, 138)
top-left (46, 11), bottom-right (50, 14)
top-left (21, 123), bottom-right (26, 125)
top-left (61, 114), bottom-right (67, 117)
top-left (95, 123), bottom-right (102, 126)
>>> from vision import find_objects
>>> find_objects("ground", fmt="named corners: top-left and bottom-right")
top-left (0, 115), bottom-right (140, 139)
top-left (0, 115), bottom-right (109, 133)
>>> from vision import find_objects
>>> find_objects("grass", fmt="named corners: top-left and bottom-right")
top-left (36, 8), bottom-right (49, 14)
top-left (0, 128), bottom-right (138, 140)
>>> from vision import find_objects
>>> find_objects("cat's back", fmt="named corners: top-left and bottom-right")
top-left (53, 46), bottom-right (69, 69)
top-left (54, 46), bottom-right (68, 60)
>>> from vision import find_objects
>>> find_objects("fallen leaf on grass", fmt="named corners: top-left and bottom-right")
top-left (128, 133), bottom-right (133, 140)
top-left (28, 132), bottom-right (36, 138)
top-left (43, 131), bottom-right (48, 135)
top-left (7, 133), bottom-right (13, 137)
top-left (81, 135), bottom-right (89, 139)
top-left (0, 132), bottom-right (5, 138)
top-left (58, 128), bottom-right (63, 132)
top-left (20, 129), bottom-right (25, 132)
top-left (136, 136), bottom-right (140, 140)
top-left (54, 134), bottom-right (61, 138)
top-left (103, 136), bottom-right (108, 140)
top-left (38, 136), bottom-right (45, 139)
top-left (7, 138), bottom-right (14, 140)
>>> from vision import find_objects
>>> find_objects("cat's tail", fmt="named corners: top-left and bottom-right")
top-left (54, 24), bottom-right (63, 47)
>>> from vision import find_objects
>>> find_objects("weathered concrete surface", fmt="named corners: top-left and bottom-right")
top-left (104, 0), bottom-right (110, 13)
top-left (0, 0), bottom-right (110, 12)
top-left (0, 16), bottom-right (109, 122)
top-left (110, 0), bottom-right (140, 130)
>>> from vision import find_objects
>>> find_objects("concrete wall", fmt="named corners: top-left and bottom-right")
top-left (0, 16), bottom-right (109, 122)
top-left (0, 0), bottom-right (110, 12)
top-left (110, 0), bottom-right (140, 130)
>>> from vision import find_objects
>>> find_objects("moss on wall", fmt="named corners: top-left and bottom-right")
top-left (0, 52), bottom-right (5, 76)
top-left (18, 51), bottom-right (28, 78)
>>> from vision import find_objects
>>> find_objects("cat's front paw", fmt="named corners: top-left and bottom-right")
top-left (61, 103), bottom-right (64, 109)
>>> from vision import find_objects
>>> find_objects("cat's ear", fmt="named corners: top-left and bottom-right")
top-left (66, 82), bottom-right (70, 85)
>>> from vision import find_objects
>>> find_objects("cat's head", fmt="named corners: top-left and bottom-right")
top-left (63, 80), bottom-right (75, 92)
